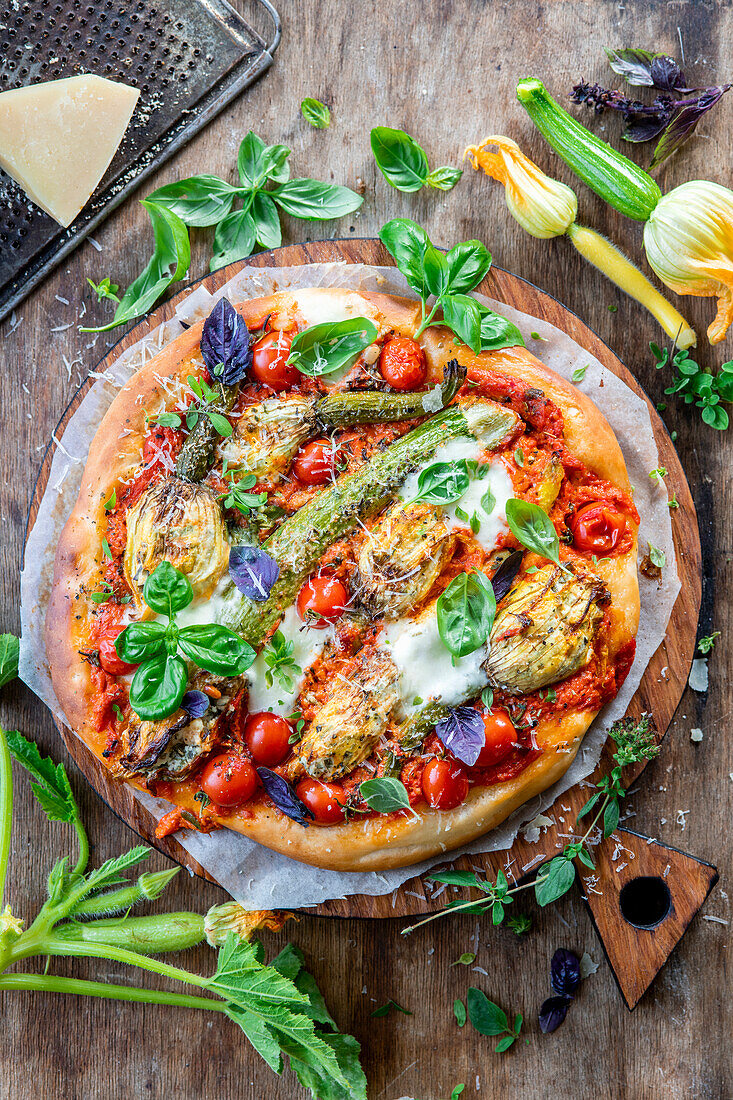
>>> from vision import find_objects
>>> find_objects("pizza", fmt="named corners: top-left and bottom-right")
top-left (46, 284), bottom-right (640, 872)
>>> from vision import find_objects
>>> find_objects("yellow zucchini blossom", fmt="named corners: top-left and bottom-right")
top-left (643, 180), bottom-right (733, 346)
top-left (465, 135), bottom-right (696, 350)
top-left (204, 902), bottom-right (293, 946)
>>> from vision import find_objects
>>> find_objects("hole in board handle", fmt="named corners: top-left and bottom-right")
top-left (619, 876), bottom-right (673, 930)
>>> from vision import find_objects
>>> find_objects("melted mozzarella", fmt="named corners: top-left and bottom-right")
top-left (246, 605), bottom-right (334, 716)
top-left (291, 288), bottom-right (380, 329)
top-left (173, 574), bottom-right (236, 630)
top-left (399, 438), bottom-right (513, 551)
top-left (382, 612), bottom-right (489, 719)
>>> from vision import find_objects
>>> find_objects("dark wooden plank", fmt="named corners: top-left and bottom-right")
top-left (30, 240), bottom-right (701, 934)
top-left (1, 3), bottom-right (730, 1098)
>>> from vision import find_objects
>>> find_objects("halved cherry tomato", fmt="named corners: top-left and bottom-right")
top-left (570, 502), bottom-right (627, 554)
top-left (292, 438), bottom-right (341, 485)
top-left (102, 624), bottom-right (138, 676)
top-left (296, 777), bottom-right (346, 824)
top-left (421, 758), bottom-right (469, 810)
top-left (245, 712), bottom-right (293, 766)
top-left (379, 336), bottom-right (427, 391)
top-left (475, 710), bottom-right (516, 767)
top-left (250, 329), bottom-right (300, 391)
top-left (200, 753), bottom-right (258, 807)
top-left (296, 575), bottom-right (348, 628)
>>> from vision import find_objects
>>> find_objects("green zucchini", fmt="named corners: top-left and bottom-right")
top-left (516, 78), bottom-right (661, 221)
top-left (175, 381), bottom-right (239, 483)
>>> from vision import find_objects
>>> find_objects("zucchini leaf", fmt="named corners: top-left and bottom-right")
top-left (6, 731), bottom-right (79, 825)
top-left (0, 634), bottom-right (19, 688)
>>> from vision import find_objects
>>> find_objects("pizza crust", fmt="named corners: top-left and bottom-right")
top-left (46, 285), bottom-right (639, 872)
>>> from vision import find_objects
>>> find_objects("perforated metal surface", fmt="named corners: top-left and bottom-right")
top-left (0, 0), bottom-right (281, 320)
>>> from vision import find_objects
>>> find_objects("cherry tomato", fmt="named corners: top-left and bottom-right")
top-left (292, 438), bottom-right (341, 485)
top-left (570, 502), bottom-right (627, 554)
top-left (379, 336), bottom-right (427, 391)
top-left (200, 753), bottom-right (258, 808)
top-left (250, 329), bottom-right (300, 391)
top-left (100, 624), bottom-right (138, 676)
top-left (421, 758), bottom-right (469, 810)
top-left (296, 777), bottom-right (346, 824)
top-left (296, 575), bottom-right (348, 628)
top-left (475, 710), bottom-right (516, 767)
top-left (245, 711), bottom-right (293, 766)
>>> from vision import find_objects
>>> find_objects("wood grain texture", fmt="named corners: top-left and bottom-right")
top-left (29, 238), bottom-right (702, 929)
top-left (1, 2), bottom-right (731, 1098)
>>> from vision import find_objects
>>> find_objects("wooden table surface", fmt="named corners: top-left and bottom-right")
top-left (1, 2), bottom-right (730, 1097)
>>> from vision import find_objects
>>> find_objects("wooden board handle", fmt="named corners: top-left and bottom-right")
top-left (577, 827), bottom-right (718, 1008)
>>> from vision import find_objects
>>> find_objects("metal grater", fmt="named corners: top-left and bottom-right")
top-left (0, 0), bottom-right (281, 320)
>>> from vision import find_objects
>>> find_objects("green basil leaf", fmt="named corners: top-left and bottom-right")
top-left (441, 293), bottom-right (483, 356)
top-left (146, 175), bottom-right (238, 227)
top-left (287, 317), bottom-right (378, 377)
top-left (505, 498), bottom-right (561, 566)
top-left (411, 460), bottom-right (470, 505)
top-left (210, 210), bottom-right (257, 271)
top-left (82, 201), bottom-right (190, 333)
top-left (378, 218), bottom-right (431, 297)
top-left (129, 655), bottom-right (188, 720)
top-left (143, 561), bottom-right (194, 616)
top-left (466, 989), bottom-right (509, 1036)
top-left (251, 191), bottom-right (282, 249)
top-left (237, 131), bottom-right (267, 188)
top-left (423, 244), bottom-right (450, 299)
top-left (359, 776), bottom-right (411, 813)
top-left (480, 486), bottom-right (496, 515)
top-left (453, 998), bottom-right (467, 1027)
top-left (445, 240), bottom-right (492, 294)
top-left (534, 855), bottom-right (576, 906)
top-left (271, 178), bottom-right (363, 219)
top-left (178, 624), bottom-right (256, 675)
top-left (262, 143), bottom-right (291, 183)
top-left (301, 97), bottom-right (331, 129)
top-left (115, 621), bottom-right (167, 664)
top-left (477, 303), bottom-right (525, 351)
top-left (437, 570), bottom-right (496, 658)
top-left (426, 166), bottom-right (463, 191)
top-left (370, 126), bottom-right (429, 192)
top-left (494, 1034), bottom-right (515, 1053)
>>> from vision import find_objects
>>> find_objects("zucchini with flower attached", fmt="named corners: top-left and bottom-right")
top-left (218, 396), bottom-right (521, 645)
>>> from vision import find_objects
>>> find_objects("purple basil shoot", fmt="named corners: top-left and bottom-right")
top-left (229, 544), bottom-right (280, 601)
top-left (200, 298), bottom-right (252, 385)
top-left (539, 995), bottom-right (572, 1034)
top-left (256, 767), bottom-right (314, 826)
top-left (550, 948), bottom-right (581, 997)
top-left (436, 706), bottom-right (486, 766)
top-left (181, 689), bottom-right (210, 719)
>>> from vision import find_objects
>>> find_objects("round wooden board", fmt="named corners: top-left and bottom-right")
top-left (29, 239), bottom-right (702, 919)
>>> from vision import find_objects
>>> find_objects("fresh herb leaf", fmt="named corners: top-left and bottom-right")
top-left (87, 276), bottom-right (120, 303)
top-left (257, 768), bottom-right (314, 826)
top-left (451, 952), bottom-right (476, 967)
top-left (211, 209), bottom-right (257, 271)
top-left (263, 631), bottom-right (302, 691)
top-left (370, 998), bottom-right (412, 1017)
top-left (698, 632), bottom-right (719, 654)
top-left (426, 165), bottom-right (463, 191)
top-left (143, 561), bottom-right (194, 617)
top-left (648, 543), bottom-right (666, 569)
top-left (534, 855), bottom-right (575, 907)
top-left (287, 317), bottom-right (378, 377)
top-left (146, 175), bottom-right (239, 227)
top-left (154, 411), bottom-right (182, 429)
top-left (271, 178), bottom-right (363, 220)
top-left (436, 707), bottom-right (486, 766)
top-left (101, 538), bottom-right (112, 560)
top-left (436, 570), bottom-right (496, 658)
top-left (103, 488), bottom-right (117, 511)
top-left (359, 777), bottom-right (411, 813)
top-left (514, 447), bottom-right (525, 467)
top-left (507, 913), bottom-right (532, 935)
top-left (453, 998), bottom-right (467, 1027)
top-left (301, 97), bottom-right (331, 129)
top-left (505, 498), bottom-right (562, 568)
top-left (550, 949), bottom-right (581, 997)
top-left (229, 545), bottom-right (280, 601)
top-left (539, 994), bottom-right (572, 1034)
top-left (0, 634), bottom-right (19, 689)
top-left (649, 466), bottom-right (667, 483)
top-left (572, 364), bottom-right (587, 382)
top-left (370, 127), bottom-right (426, 192)
top-left (411, 460), bottom-right (470, 506)
top-left (466, 988), bottom-right (522, 1051)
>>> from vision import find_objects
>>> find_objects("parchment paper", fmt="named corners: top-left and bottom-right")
top-left (19, 261), bottom-right (680, 909)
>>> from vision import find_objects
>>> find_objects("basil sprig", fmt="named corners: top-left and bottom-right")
top-left (371, 127), bottom-right (462, 193)
top-left (83, 132), bottom-right (362, 333)
top-left (505, 498), bottom-right (563, 569)
top-left (410, 459), bottom-right (470, 506)
top-left (115, 562), bottom-right (255, 721)
top-left (378, 219), bottom-right (524, 355)
top-left (437, 570), bottom-right (497, 658)
top-left (287, 317), bottom-right (379, 377)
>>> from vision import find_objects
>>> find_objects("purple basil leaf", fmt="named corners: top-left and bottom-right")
top-left (436, 706), bottom-right (486, 766)
top-left (539, 995), bottom-right (572, 1034)
top-left (622, 113), bottom-right (671, 143)
top-left (200, 298), bottom-right (252, 385)
top-left (651, 86), bottom-right (732, 167)
top-left (491, 549), bottom-right (523, 604)
top-left (604, 46), bottom-right (656, 87)
top-left (550, 948), bottom-right (581, 997)
top-left (649, 54), bottom-right (686, 93)
top-left (181, 689), bottom-right (209, 718)
top-left (256, 767), bottom-right (314, 826)
top-left (229, 544), bottom-right (280, 601)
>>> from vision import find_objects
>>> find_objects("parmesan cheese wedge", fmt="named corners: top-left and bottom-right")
top-left (0, 74), bottom-right (139, 227)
